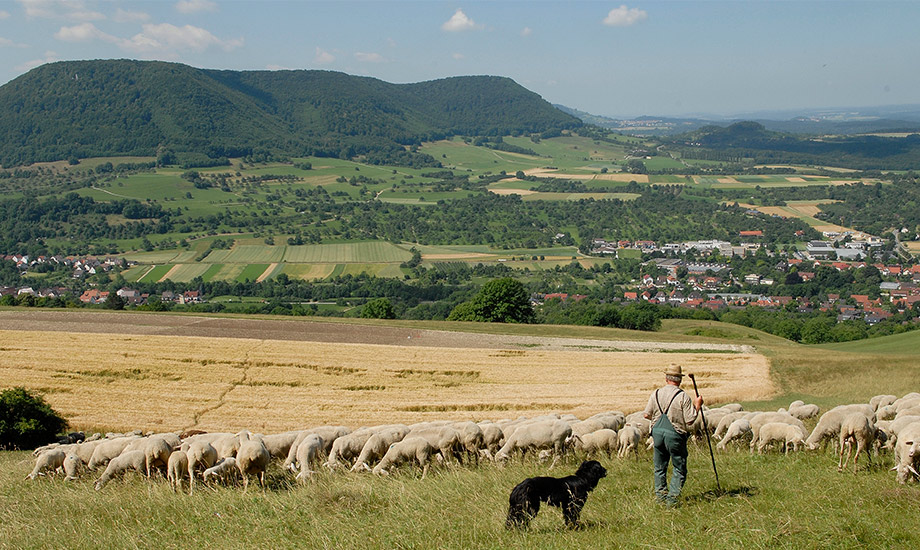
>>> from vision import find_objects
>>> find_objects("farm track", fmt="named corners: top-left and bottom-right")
top-left (0, 310), bottom-right (753, 353)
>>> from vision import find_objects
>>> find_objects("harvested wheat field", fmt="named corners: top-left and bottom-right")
top-left (0, 312), bottom-right (772, 433)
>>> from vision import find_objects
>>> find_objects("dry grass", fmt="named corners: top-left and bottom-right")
top-left (0, 329), bottom-right (771, 433)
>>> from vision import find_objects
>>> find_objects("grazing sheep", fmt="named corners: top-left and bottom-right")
top-left (716, 419), bottom-right (753, 450)
top-left (617, 425), bottom-right (641, 460)
top-left (94, 450), bottom-right (146, 491)
top-left (139, 437), bottom-right (172, 478)
top-left (203, 457), bottom-right (239, 485)
top-left (185, 440), bottom-right (219, 495)
top-left (870, 394), bottom-right (897, 412)
top-left (806, 408), bottom-right (869, 451)
top-left (626, 418), bottom-right (651, 441)
top-left (212, 433), bottom-right (244, 459)
top-left (587, 411), bottom-right (626, 431)
top-left (789, 403), bottom-right (820, 420)
top-left (714, 412), bottom-right (755, 439)
top-left (478, 422), bottom-right (504, 458)
top-left (283, 426), bottom-right (350, 470)
top-left (883, 415), bottom-right (920, 451)
top-left (895, 398), bottom-right (920, 413)
top-left (26, 449), bottom-right (67, 480)
top-left (292, 434), bottom-right (324, 483)
top-left (755, 423), bottom-right (806, 455)
top-left (838, 413), bottom-right (875, 473)
top-left (569, 429), bottom-right (618, 458)
top-left (897, 407), bottom-right (920, 419)
top-left (372, 437), bottom-right (436, 478)
top-left (236, 436), bottom-right (270, 491)
top-left (494, 419), bottom-right (573, 468)
top-left (325, 429), bottom-right (378, 470)
top-left (721, 403), bottom-right (744, 413)
top-left (63, 453), bottom-right (83, 481)
top-left (749, 413), bottom-right (807, 451)
top-left (407, 426), bottom-right (464, 465)
top-left (87, 436), bottom-right (140, 470)
top-left (351, 428), bottom-right (409, 472)
top-left (453, 421), bottom-right (486, 463)
top-left (893, 422), bottom-right (920, 484)
top-left (259, 431), bottom-right (302, 461)
top-left (875, 404), bottom-right (898, 422)
top-left (167, 450), bottom-right (189, 492)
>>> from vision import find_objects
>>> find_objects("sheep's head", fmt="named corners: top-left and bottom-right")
top-left (564, 434), bottom-right (582, 450)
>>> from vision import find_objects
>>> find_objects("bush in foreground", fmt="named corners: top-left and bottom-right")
top-left (0, 387), bottom-right (68, 450)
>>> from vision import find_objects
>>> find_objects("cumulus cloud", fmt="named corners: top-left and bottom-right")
top-left (121, 23), bottom-right (242, 53)
top-left (175, 0), bottom-right (217, 14)
top-left (113, 8), bottom-right (150, 23)
top-left (15, 50), bottom-right (58, 72)
top-left (442, 8), bottom-right (480, 32)
top-left (354, 52), bottom-right (383, 63)
top-left (520, 26), bottom-right (532, 37)
top-left (19, 0), bottom-right (104, 20)
top-left (55, 22), bottom-right (117, 42)
top-left (603, 5), bottom-right (647, 27)
top-left (0, 36), bottom-right (29, 48)
top-left (314, 47), bottom-right (334, 64)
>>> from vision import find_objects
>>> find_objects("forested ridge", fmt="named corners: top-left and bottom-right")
top-left (0, 60), bottom-right (580, 167)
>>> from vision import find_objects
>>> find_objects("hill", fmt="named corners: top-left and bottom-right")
top-left (0, 60), bottom-right (581, 167)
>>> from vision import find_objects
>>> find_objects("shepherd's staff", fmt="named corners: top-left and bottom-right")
top-left (688, 373), bottom-right (721, 493)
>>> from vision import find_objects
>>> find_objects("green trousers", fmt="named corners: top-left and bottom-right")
top-left (652, 415), bottom-right (689, 500)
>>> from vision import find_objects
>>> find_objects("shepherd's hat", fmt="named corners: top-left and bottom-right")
top-left (664, 365), bottom-right (683, 377)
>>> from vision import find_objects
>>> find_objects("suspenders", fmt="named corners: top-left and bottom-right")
top-left (655, 389), bottom-right (684, 416)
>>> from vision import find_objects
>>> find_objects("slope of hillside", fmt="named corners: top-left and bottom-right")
top-left (0, 60), bottom-right (581, 167)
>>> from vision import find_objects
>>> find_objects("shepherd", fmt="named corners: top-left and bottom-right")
top-left (643, 365), bottom-right (703, 507)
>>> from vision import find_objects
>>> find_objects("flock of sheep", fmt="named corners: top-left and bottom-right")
top-left (23, 391), bottom-right (920, 491)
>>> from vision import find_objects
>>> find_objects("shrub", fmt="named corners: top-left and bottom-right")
top-left (0, 387), bottom-right (68, 450)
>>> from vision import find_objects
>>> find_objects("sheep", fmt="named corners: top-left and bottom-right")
top-left (94, 450), bottom-right (146, 491)
top-left (87, 436), bottom-right (140, 470)
top-left (617, 425), bottom-right (641, 460)
top-left (879, 415), bottom-right (920, 452)
top-left (893, 422), bottom-right (920, 484)
top-left (625, 417), bottom-right (651, 441)
top-left (406, 426), bottom-right (464, 465)
top-left (351, 428), bottom-right (409, 472)
top-left (494, 419), bottom-right (572, 467)
top-left (875, 404), bottom-right (898, 422)
top-left (721, 403), bottom-right (744, 413)
top-left (236, 436), bottom-right (270, 491)
top-left (749, 413), bottom-right (806, 451)
top-left (716, 419), bottom-right (752, 450)
top-left (137, 437), bottom-right (172, 478)
top-left (372, 437), bottom-right (436, 478)
top-left (870, 394), bottom-right (897, 411)
top-left (805, 406), bottom-right (873, 452)
top-left (897, 406), bottom-right (920, 419)
top-left (203, 457), bottom-right (239, 485)
top-left (569, 428), bottom-right (618, 458)
top-left (755, 422), bottom-right (806, 455)
top-left (212, 433), bottom-right (244, 459)
top-left (63, 453), bottom-right (83, 481)
top-left (453, 421), bottom-right (486, 463)
top-left (26, 449), bottom-right (67, 480)
top-left (714, 411), bottom-right (755, 439)
top-left (185, 440), bottom-right (219, 495)
top-left (180, 432), bottom-right (233, 450)
top-left (282, 426), bottom-right (351, 470)
top-left (259, 431), bottom-right (302, 461)
top-left (478, 422), bottom-right (504, 458)
top-left (788, 403), bottom-right (820, 420)
top-left (292, 434), bottom-right (324, 483)
top-left (838, 413), bottom-right (876, 473)
top-left (895, 398), bottom-right (920, 413)
top-left (325, 428), bottom-right (378, 470)
top-left (167, 450), bottom-right (189, 492)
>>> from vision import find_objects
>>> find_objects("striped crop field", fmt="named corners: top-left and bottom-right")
top-left (339, 263), bottom-right (406, 278)
top-left (137, 265), bottom-right (172, 283)
top-left (205, 245), bottom-right (285, 264)
top-left (237, 264), bottom-right (269, 282)
top-left (211, 263), bottom-right (245, 281)
top-left (157, 263), bottom-right (211, 283)
top-left (200, 264), bottom-right (225, 282)
top-left (121, 265), bottom-right (151, 283)
top-left (283, 241), bottom-right (412, 263)
top-left (280, 263), bottom-right (337, 280)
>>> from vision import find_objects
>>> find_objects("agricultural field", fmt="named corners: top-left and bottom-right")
top-left (735, 200), bottom-right (860, 235)
top-left (1, 312), bottom-right (919, 547)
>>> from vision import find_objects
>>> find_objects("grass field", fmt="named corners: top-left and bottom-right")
top-left (1, 314), bottom-right (919, 548)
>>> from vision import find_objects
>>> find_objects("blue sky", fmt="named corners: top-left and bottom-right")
top-left (0, 0), bottom-right (917, 118)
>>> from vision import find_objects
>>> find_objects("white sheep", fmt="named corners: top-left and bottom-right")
top-left (351, 427), bottom-right (408, 472)
top-left (63, 453), bottom-right (83, 481)
top-left (713, 412), bottom-right (751, 439)
top-left (292, 434), bottom-right (324, 483)
top-left (26, 448), bottom-right (67, 480)
top-left (236, 436), bottom-right (270, 491)
top-left (570, 428), bottom-right (618, 457)
top-left (875, 404), bottom-right (898, 421)
top-left (86, 436), bottom-right (140, 470)
top-left (283, 426), bottom-right (350, 470)
top-left (325, 428), bottom-right (379, 470)
top-left (94, 450), bottom-right (146, 490)
top-left (167, 450), bottom-right (189, 492)
top-left (185, 440), bottom-right (218, 495)
top-left (626, 418), bottom-right (651, 441)
top-left (755, 422), bottom-right (806, 455)
top-left (838, 413), bottom-right (875, 472)
top-left (870, 394), bottom-right (897, 412)
top-left (788, 403), bottom-right (820, 420)
top-left (617, 425), bottom-right (641, 460)
top-left (806, 406), bottom-right (872, 451)
top-left (452, 421), bottom-right (486, 463)
top-left (716, 418), bottom-right (752, 450)
top-left (721, 403), bottom-right (744, 413)
top-left (893, 422), bottom-right (920, 484)
top-left (203, 457), bottom-right (239, 485)
top-left (478, 422), bottom-right (504, 458)
top-left (882, 415), bottom-right (920, 451)
top-left (372, 437), bottom-right (436, 478)
top-left (406, 426), bottom-right (464, 465)
top-left (494, 419), bottom-right (572, 467)
top-left (259, 431), bottom-right (301, 461)
top-left (749, 413), bottom-right (806, 451)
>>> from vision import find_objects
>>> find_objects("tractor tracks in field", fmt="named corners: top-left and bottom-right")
top-left (186, 340), bottom-right (262, 430)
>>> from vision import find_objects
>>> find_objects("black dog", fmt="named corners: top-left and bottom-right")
top-left (505, 460), bottom-right (607, 529)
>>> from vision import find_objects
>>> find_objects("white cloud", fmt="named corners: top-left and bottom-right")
top-left (603, 5), bottom-right (647, 27)
top-left (0, 10), bottom-right (10, 19)
top-left (314, 47), bottom-right (334, 64)
top-left (55, 22), bottom-right (117, 42)
top-left (520, 26), bottom-right (532, 37)
top-left (113, 8), bottom-right (150, 23)
top-left (122, 23), bottom-right (242, 53)
top-left (442, 8), bottom-right (480, 32)
top-left (19, 0), bottom-right (104, 20)
top-left (15, 50), bottom-right (58, 72)
top-left (452, 52), bottom-right (464, 60)
top-left (266, 64), bottom-right (295, 71)
top-left (0, 36), bottom-right (29, 48)
top-left (355, 52), bottom-right (383, 63)
top-left (175, 0), bottom-right (217, 14)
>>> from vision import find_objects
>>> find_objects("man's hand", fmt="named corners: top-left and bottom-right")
top-left (643, 412), bottom-right (651, 420)
top-left (693, 396), bottom-right (703, 410)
